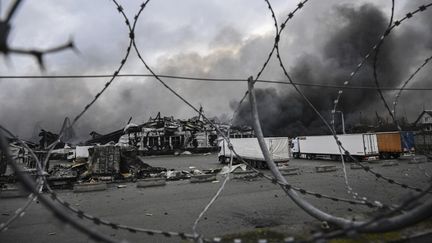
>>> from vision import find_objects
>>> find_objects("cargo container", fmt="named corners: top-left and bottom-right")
top-left (292, 133), bottom-right (379, 161)
top-left (218, 137), bottom-right (291, 169)
top-left (376, 132), bottom-right (402, 159)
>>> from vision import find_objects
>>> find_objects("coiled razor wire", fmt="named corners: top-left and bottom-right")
top-left (128, 0), bottom-right (432, 238)
top-left (230, 0), bottom-right (309, 124)
top-left (247, 76), bottom-right (432, 235)
top-left (1, 1), bottom-right (432, 242)
top-left (273, 1), bottom-right (432, 195)
top-left (1, 125), bottom-right (207, 242)
top-left (393, 55), bottom-right (432, 118)
top-left (309, 183), bottom-right (432, 243)
top-left (111, 0), bottom-right (400, 240)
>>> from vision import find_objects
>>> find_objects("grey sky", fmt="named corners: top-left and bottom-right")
top-left (0, 0), bottom-right (431, 140)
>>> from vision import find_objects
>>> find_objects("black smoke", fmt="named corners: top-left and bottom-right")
top-left (232, 3), bottom-right (432, 137)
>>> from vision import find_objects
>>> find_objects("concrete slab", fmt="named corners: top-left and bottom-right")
top-left (279, 167), bottom-right (300, 176)
top-left (232, 170), bottom-right (259, 179)
top-left (190, 174), bottom-right (217, 183)
top-left (382, 161), bottom-right (399, 167)
top-left (0, 187), bottom-right (29, 198)
top-left (315, 165), bottom-right (337, 173)
top-left (409, 155), bottom-right (428, 164)
top-left (73, 182), bottom-right (107, 193)
top-left (136, 178), bottom-right (166, 188)
top-left (350, 164), bottom-right (368, 170)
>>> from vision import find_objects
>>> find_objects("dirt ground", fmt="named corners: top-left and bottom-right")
top-left (1, 153), bottom-right (432, 243)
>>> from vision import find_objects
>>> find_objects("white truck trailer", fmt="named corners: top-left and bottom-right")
top-left (291, 133), bottom-right (379, 161)
top-left (218, 137), bottom-right (291, 169)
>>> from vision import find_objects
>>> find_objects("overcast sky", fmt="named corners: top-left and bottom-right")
top-left (1, 0), bottom-right (431, 140)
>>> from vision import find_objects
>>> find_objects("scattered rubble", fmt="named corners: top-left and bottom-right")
top-left (279, 167), bottom-right (300, 176)
top-left (382, 161), bottom-right (399, 167)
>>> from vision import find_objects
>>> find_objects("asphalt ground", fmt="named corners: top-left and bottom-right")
top-left (1, 154), bottom-right (432, 243)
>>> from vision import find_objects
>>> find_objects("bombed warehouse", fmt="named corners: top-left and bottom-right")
top-left (1, 1), bottom-right (432, 243)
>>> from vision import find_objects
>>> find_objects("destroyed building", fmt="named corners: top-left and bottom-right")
top-left (85, 112), bottom-right (253, 155)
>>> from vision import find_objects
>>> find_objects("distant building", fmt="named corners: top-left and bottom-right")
top-left (414, 110), bottom-right (432, 132)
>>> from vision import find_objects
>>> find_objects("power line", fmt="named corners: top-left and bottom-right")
top-left (0, 73), bottom-right (431, 91)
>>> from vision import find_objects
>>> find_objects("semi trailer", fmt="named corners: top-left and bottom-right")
top-left (292, 133), bottom-right (379, 161)
top-left (218, 137), bottom-right (291, 169)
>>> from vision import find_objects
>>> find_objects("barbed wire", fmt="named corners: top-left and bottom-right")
top-left (1, 1), bottom-right (432, 242)
top-left (230, 0), bottom-right (309, 125)
top-left (393, 55), bottom-right (432, 117)
top-left (0, 0), bottom-right (76, 69)
top-left (273, 1), bottom-right (432, 196)
top-left (3, 73), bottom-right (432, 90)
top-left (116, 0), bottom-right (391, 240)
top-left (370, 1), bottom-right (432, 180)
top-left (330, 3), bottom-right (432, 126)
top-left (0, 131), bottom-right (122, 243)
top-left (247, 75), bottom-right (432, 237)
top-left (269, 0), bottom-right (432, 239)
top-left (271, 0), bottom-right (385, 207)
top-left (309, 183), bottom-right (432, 243)
top-left (366, 1), bottom-right (432, 180)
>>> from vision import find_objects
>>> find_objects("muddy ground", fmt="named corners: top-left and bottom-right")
top-left (1, 154), bottom-right (431, 243)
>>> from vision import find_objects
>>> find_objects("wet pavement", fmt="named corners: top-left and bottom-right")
top-left (1, 153), bottom-right (432, 243)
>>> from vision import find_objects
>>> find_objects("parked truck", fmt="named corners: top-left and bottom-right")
top-left (218, 137), bottom-right (291, 169)
top-left (291, 133), bottom-right (379, 161)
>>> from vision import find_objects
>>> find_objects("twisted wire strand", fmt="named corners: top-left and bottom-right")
top-left (393, 55), bottom-right (432, 117)
top-left (247, 76), bottom-right (432, 235)
top-left (8, 2), bottom-right (208, 241)
top-left (0, 120), bottom-right (65, 232)
top-left (274, 1), bottom-right (432, 195)
top-left (230, 0), bottom-right (309, 125)
top-left (126, 1), bottom-right (283, 241)
top-left (126, 0), bottom-right (389, 239)
top-left (1, 124), bottom-right (203, 241)
top-left (310, 183), bottom-right (432, 242)
top-left (191, 1), bottom-right (281, 239)
top-left (0, 131), bottom-right (122, 243)
top-left (271, 4), bottom-right (381, 205)
top-left (330, 3), bottom-right (432, 125)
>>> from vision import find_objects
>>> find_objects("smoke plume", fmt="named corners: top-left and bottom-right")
top-left (233, 3), bottom-right (432, 137)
